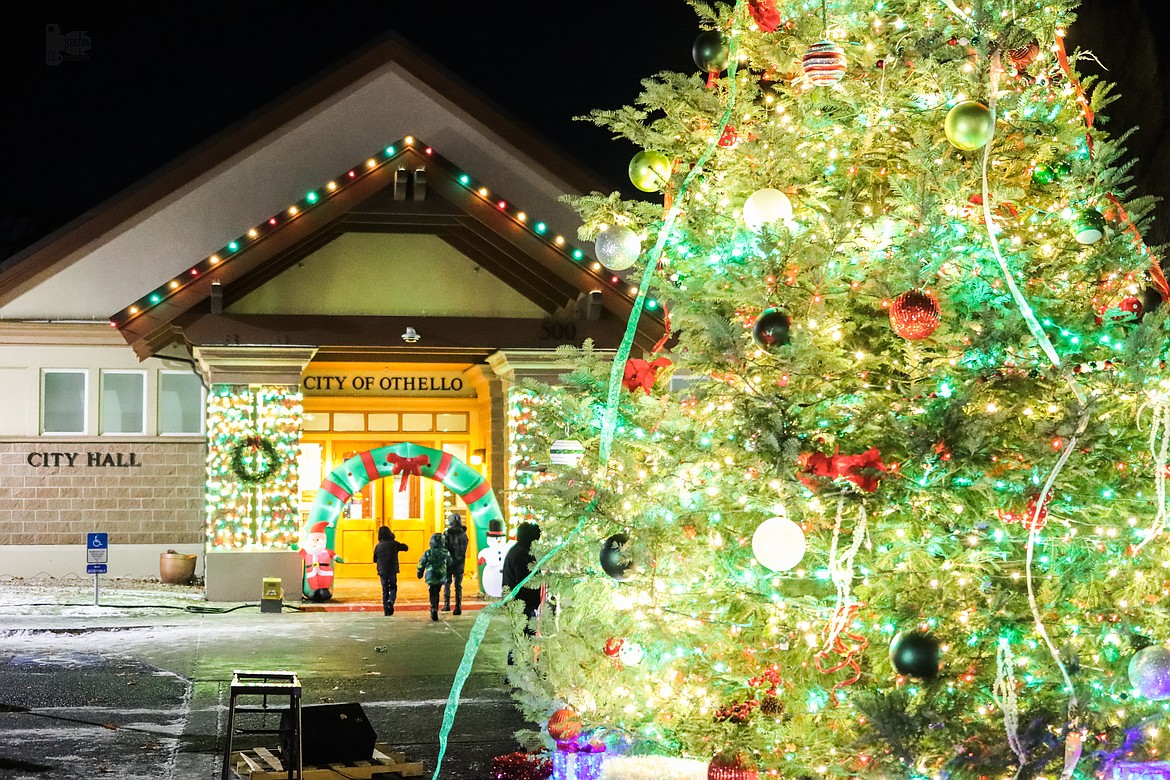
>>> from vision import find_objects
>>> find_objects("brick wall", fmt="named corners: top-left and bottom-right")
top-left (0, 440), bottom-right (206, 545)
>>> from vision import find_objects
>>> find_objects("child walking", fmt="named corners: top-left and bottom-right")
top-left (442, 513), bottom-right (469, 615)
top-left (416, 533), bottom-right (453, 621)
top-left (372, 526), bottom-right (409, 616)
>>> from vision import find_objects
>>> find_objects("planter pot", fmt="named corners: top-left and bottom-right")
top-left (160, 553), bottom-right (198, 585)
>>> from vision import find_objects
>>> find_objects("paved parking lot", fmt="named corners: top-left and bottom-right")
top-left (0, 587), bottom-right (530, 780)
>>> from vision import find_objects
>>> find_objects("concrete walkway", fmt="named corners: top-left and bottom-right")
top-left (306, 575), bottom-right (492, 613)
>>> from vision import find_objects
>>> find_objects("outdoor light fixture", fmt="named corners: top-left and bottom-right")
top-left (401, 327), bottom-right (420, 343)
top-left (470, 448), bottom-right (485, 466)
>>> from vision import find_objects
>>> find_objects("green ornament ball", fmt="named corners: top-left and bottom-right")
top-left (692, 30), bottom-right (730, 74)
top-left (628, 151), bottom-right (672, 193)
top-left (1073, 208), bottom-right (1106, 245)
top-left (752, 308), bottom-right (792, 351)
top-left (890, 630), bottom-right (941, 680)
top-left (1054, 160), bottom-right (1072, 178)
top-left (1031, 164), bottom-right (1055, 186)
top-left (944, 101), bottom-right (994, 151)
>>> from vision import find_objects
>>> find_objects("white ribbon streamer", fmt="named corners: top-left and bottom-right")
top-left (1135, 394), bottom-right (1170, 552)
top-left (978, 52), bottom-right (1087, 407)
top-left (940, 0), bottom-right (976, 27)
top-left (823, 498), bottom-right (868, 652)
top-left (993, 638), bottom-right (1027, 771)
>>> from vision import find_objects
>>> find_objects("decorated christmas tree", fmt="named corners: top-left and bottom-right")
top-left (495, 0), bottom-right (1170, 778)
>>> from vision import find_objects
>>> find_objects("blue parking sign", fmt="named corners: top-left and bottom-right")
top-left (87, 533), bottom-right (107, 549)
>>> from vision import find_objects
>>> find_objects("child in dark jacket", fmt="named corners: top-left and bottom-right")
top-left (442, 514), bottom-right (469, 615)
top-left (372, 526), bottom-right (409, 616)
top-left (416, 533), bottom-right (453, 622)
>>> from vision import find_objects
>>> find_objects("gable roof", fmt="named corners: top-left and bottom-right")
top-left (110, 137), bottom-right (664, 360)
top-left (0, 34), bottom-right (644, 325)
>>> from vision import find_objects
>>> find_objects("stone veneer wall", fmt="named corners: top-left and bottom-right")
top-left (0, 440), bottom-right (206, 545)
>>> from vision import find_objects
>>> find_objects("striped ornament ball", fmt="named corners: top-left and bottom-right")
top-left (802, 40), bottom-right (847, 87)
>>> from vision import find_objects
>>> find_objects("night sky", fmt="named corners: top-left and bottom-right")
top-left (1, 0), bottom-right (1168, 262)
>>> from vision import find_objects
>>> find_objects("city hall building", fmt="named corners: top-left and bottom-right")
top-left (0, 37), bottom-right (660, 599)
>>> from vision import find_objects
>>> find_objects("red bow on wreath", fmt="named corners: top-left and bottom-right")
top-left (800, 447), bottom-right (887, 493)
top-left (622, 357), bottom-right (672, 394)
top-left (386, 453), bottom-right (430, 492)
top-left (748, 0), bottom-right (782, 32)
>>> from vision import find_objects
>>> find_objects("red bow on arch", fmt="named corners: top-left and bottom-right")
top-left (622, 357), bottom-right (672, 394)
top-left (386, 453), bottom-right (429, 492)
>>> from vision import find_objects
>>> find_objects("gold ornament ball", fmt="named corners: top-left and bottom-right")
top-left (944, 101), bottom-right (994, 151)
top-left (628, 151), bottom-right (672, 193)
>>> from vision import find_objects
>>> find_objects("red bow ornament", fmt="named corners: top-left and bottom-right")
top-left (748, 0), bottom-right (782, 32)
top-left (622, 357), bottom-right (672, 394)
top-left (998, 493), bottom-right (1050, 531)
top-left (800, 447), bottom-right (887, 493)
top-left (386, 453), bottom-right (430, 492)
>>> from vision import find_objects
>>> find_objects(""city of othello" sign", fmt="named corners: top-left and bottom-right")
top-left (301, 370), bottom-right (475, 398)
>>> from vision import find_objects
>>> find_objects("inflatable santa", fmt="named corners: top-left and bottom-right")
top-left (299, 521), bottom-right (342, 602)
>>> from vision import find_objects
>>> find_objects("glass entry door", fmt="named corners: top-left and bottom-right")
top-left (380, 464), bottom-right (431, 572)
top-left (330, 441), bottom-right (377, 578)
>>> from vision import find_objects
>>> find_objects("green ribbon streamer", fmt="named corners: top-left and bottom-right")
top-left (430, 6), bottom-right (744, 778)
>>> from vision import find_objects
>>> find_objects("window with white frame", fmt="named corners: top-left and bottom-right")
top-left (41, 369), bottom-right (87, 435)
top-left (158, 371), bottom-right (205, 435)
top-left (100, 370), bottom-right (146, 435)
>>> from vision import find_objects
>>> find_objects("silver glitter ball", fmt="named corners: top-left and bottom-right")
top-left (595, 225), bottom-right (641, 271)
top-left (1129, 645), bottom-right (1170, 699)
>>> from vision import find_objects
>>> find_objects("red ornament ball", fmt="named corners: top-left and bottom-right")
top-left (1121, 296), bottom-right (1144, 318)
top-left (889, 289), bottom-right (941, 340)
top-left (802, 40), bottom-right (847, 87)
top-left (708, 752), bottom-right (759, 780)
top-left (547, 708), bottom-right (582, 741)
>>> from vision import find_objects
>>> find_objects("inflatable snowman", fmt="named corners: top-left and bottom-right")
top-left (478, 519), bottom-right (514, 598)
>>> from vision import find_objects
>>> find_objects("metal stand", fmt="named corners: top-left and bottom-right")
top-left (221, 670), bottom-right (302, 780)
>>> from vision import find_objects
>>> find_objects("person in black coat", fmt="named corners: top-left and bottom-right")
top-left (372, 526), bottom-right (408, 616)
top-left (442, 513), bottom-right (469, 615)
top-left (501, 522), bottom-right (542, 634)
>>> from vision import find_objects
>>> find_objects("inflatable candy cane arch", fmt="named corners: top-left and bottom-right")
top-left (300, 442), bottom-right (504, 600)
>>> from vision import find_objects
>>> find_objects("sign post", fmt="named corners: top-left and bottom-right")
top-left (86, 533), bottom-right (108, 606)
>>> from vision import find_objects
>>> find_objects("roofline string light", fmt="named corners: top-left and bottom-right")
top-left (109, 135), bottom-right (661, 327)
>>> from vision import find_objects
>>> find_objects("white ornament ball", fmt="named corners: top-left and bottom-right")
top-left (619, 640), bottom-right (644, 666)
top-left (1130, 645), bottom-right (1170, 699)
top-left (743, 188), bottom-right (793, 231)
top-left (751, 516), bottom-right (806, 572)
top-left (595, 225), bottom-right (642, 271)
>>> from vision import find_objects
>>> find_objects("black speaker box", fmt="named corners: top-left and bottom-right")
top-left (283, 702), bottom-right (377, 766)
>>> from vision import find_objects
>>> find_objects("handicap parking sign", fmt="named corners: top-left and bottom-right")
top-left (86, 533), bottom-right (108, 566)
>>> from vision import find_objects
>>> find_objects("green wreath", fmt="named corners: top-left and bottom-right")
top-left (230, 435), bottom-right (280, 485)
